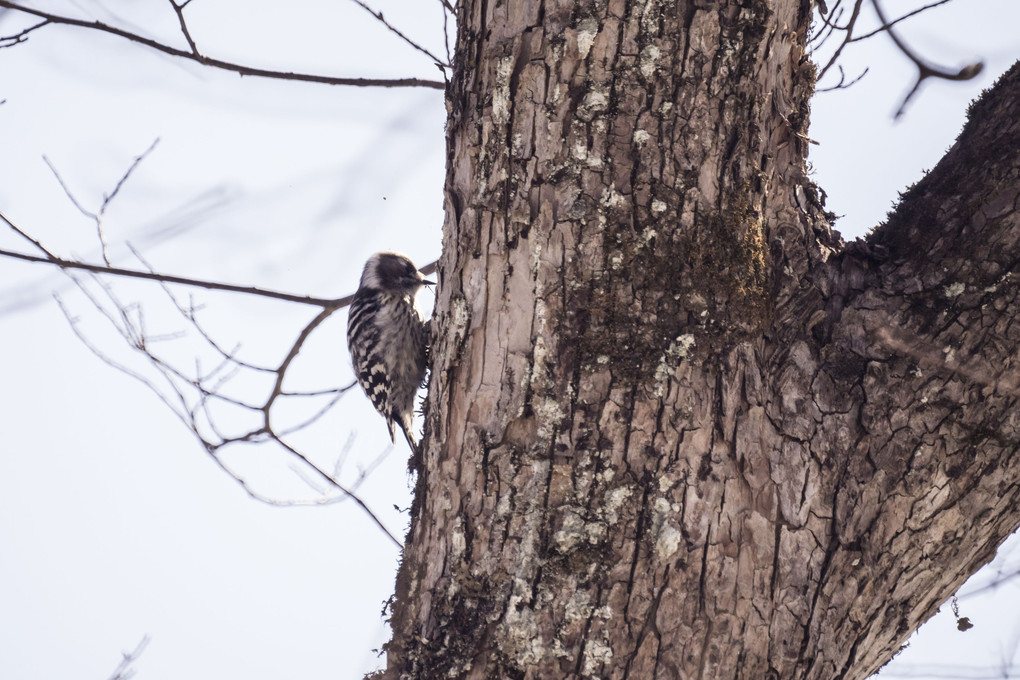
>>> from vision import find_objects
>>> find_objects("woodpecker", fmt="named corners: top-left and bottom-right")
top-left (347, 252), bottom-right (433, 452)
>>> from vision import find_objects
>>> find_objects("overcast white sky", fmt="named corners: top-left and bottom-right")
top-left (0, 1), bottom-right (1018, 679)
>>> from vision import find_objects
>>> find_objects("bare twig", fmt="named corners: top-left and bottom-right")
top-left (349, 0), bottom-right (451, 69)
top-left (276, 387), bottom-right (352, 436)
top-left (41, 155), bottom-right (93, 219)
top-left (166, 0), bottom-right (198, 54)
top-left (849, 0), bottom-right (954, 42)
top-left (105, 635), bottom-right (150, 680)
top-left (812, 0), bottom-right (981, 115)
top-left (265, 307), bottom-right (337, 413)
top-left (100, 139), bottom-right (161, 215)
top-left (815, 0), bottom-right (864, 81)
top-left (43, 140), bottom-right (159, 264)
top-left (441, 0), bottom-right (454, 69)
top-left (273, 435), bottom-right (403, 546)
top-left (61, 276), bottom-right (402, 547)
top-left (127, 244), bottom-right (278, 374)
top-left (3, 212), bottom-right (57, 257)
top-left (56, 294), bottom-right (195, 432)
top-left (6, 158), bottom-right (436, 550)
top-left (0, 18), bottom-right (46, 48)
top-left (0, 242), bottom-right (352, 307)
top-left (2, 209), bottom-right (438, 307)
top-left (816, 64), bottom-right (869, 93)
top-left (871, 0), bottom-right (983, 118)
top-left (0, 1), bottom-right (445, 90)
top-left (809, 7), bottom-right (842, 50)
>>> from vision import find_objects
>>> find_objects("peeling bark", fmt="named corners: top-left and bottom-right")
top-left (381, 0), bottom-right (1020, 677)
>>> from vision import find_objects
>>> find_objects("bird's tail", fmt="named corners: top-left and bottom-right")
top-left (399, 422), bottom-right (420, 457)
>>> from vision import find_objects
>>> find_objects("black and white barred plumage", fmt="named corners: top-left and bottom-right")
top-left (347, 252), bottom-right (432, 451)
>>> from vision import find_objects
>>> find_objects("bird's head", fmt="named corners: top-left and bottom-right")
top-left (360, 252), bottom-right (434, 293)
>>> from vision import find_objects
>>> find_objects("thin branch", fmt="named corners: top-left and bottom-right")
top-left (849, 0), bottom-right (955, 43)
top-left (0, 1), bottom-right (445, 90)
top-left (815, 0), bottom-right (864, 81)
top-left (816, 64), bottom-right (869, 93)
top-left (264, 306), bottom-right (338, 415)
top-left (166, 0), bottom-right (198, 55)
top-left (0, 18), bottom-right (46, 48)
top-left (105, 635), bottom-right (150, 680)
top-left (276, 384), bottom-right (355, 437)
top-left (2, 211), bottom-right (439, 307)
top-left (349, 0), bottom-right (451, 69)
top-left (273, 434), bottom-right (403, 547)
top-left (0, 243), bottom-right (351, 307)
top-left (871, 0), bottom-right (983, 118)
top-left (126, 243), bottom-right (278, 374)
top-left (45, 139), bottom-right (161, 265)
top-left (22, 162), bottom-right (420, 551)
top-left (63, 277), bottom-right (402, 546)
top-left (809, 8), bottom-right (841, 50)
top-left (56, 294), bottom-right (195, 429)
top-left (41, 155), bottom-right (93, 219)
top-left (100, 138), bottom-right (161, 215)
top-left (2, 213), bottom-right (56, 257)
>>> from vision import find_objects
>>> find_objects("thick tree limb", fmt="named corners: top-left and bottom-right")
top-left (783, 60), bottom-right (1020, 676)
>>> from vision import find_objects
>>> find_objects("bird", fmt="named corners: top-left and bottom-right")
top-left (347, 252), bottom-right (433, 453)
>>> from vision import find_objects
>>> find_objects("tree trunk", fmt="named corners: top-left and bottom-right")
top-left (382, 0), bottom-right (1020, 677)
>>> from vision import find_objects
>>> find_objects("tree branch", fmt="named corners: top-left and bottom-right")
top-left (812, 0), bottom-right (980, 112)
top-left (2, 147), bottom-right (438, 552)
top-left (58, 272), bottom-right (404, 549)
top-left (0, 1), bottom-right (445, 90)
top-left (871, 0), bottom-right (983, 118)
top-left (816, 64), bottom-right (869, 93)
top-left (42, 139), bottom-right (161, 265)
top-left (0, 18), bottom-right (46, 48)
top-left (0, 243), bottom-right (352, 308)
top-left (793, 62), bottom-right (1020, 673)
top-left (848, 0), bottom-right (955, 42)
top-left (814, 0), bottom-right (865, 80)
top-left (349, 0), bottom-right (451, 69)
top-left (105, 635), bottom-right (150, 680)
top-left (166, 0), bottom-right (198, 55)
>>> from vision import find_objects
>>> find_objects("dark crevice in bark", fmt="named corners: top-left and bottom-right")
top-left (625, 480), bottom-right (653, 620)
top-left (769, 518), bottom-right (783, 602)
top-left (695, 617), bottom-right (716, 680)
top-left (623, 564), bottom-right (671, 680)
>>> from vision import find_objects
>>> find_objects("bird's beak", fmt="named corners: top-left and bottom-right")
top-left (420, 274), bottom-right (435, 286)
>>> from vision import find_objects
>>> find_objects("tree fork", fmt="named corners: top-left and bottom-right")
top-left (382, 0), bottom-right (1020, 677)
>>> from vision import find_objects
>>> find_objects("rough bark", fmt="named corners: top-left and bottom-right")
top-left (382, 0), bottom-right (1020, 677)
